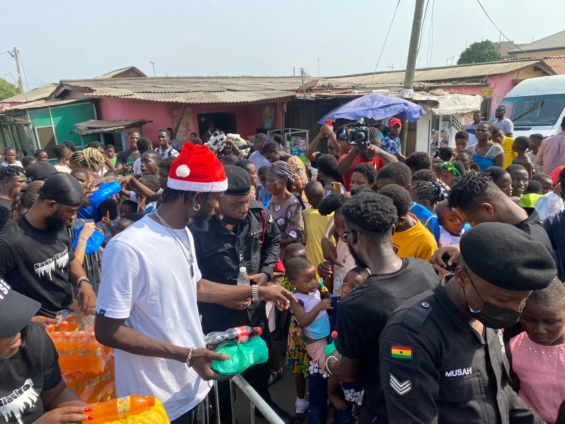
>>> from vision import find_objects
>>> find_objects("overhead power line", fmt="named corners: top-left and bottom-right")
top-left (475, 0), bottom-right (527, 54)
top-left (370, 0), bottom-right (401, 83)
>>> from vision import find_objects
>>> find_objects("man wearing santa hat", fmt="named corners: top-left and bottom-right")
top-left (95, 143), bottom-right (295, 423)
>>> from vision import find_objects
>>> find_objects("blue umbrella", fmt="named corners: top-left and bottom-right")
top-left (317, 92), bottom-right (426, 124)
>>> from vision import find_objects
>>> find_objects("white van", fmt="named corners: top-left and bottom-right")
top-left (495, 75), bottom-right (565, 138)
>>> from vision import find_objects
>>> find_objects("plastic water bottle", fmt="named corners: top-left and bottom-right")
top-left (205, 326), bottom-right (263, 350)
top-left (237, 267), bottom-right (249, 286)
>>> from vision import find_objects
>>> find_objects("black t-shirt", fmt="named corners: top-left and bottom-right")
top-left (115, 149), bottom-right (140, 166)
top-left (0, 323), bottom-right (62, 423)
top-left (0, 217), bottom-right (75, 317)
top-left (335, 258), bottom-right (438, 422)
top-left (515, 210), bottom-right (553, 256)
top-left (0, 197), bottom-right (12, 231)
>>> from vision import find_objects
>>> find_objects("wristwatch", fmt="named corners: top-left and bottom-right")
top-left (74, 277), bottom-right (89, 296)
top-left (252, 285), bottom-right (260, 302)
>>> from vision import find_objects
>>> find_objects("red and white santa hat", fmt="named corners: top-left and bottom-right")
top-left (168, 142), bottom-right (227, 192)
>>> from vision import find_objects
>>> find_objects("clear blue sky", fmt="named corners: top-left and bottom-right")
top-left (1, 0), bottom-right (563, 89)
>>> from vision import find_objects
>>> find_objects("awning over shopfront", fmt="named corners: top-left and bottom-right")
top-left (74, 119), bottom-right (152, 135)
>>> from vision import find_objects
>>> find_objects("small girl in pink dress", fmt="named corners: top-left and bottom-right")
top-left (509, 278), bottom-right (565, 424)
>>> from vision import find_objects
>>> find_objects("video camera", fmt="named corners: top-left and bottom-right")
top-left (336, 119), bottom-right (371, 147)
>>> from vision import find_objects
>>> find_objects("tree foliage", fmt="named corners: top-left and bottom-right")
top-left (457, 40), bottom-right (502, 65)
top-left (0, 78), bottom-right (20, 101)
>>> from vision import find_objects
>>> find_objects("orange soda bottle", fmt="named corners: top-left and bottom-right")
top-left (89, 332), bottom-right (104, 374)
top-left (62, 332), bottom-right (74, 374)
top-left (67, 315), bottom-right (79, 332)
top-left (84, 395), bottom-right (156, 424)
top-left (59, 320), bottom-right (69, 333)
top-left (76, 331), bottom-right (90, 374)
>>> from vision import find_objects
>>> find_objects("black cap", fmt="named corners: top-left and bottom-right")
top-left (26, 162), bottom-right (57, 182)
top-left (224, 165), bottom-right (251, 196)
top-left (461, 222), bottom-right (556, 291)
top-left (38, 173), bottom-right (84, 207)
top-left (0, 279), bottom-right (40, 338)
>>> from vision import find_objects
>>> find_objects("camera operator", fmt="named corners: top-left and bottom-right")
top-left (337, 126), bottom-right (397, 191)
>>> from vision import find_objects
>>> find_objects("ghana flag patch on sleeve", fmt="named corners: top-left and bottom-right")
top-left (391, 345), bottom-right (413, 360)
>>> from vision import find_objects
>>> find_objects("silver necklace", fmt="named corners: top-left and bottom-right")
top-left (153, 209), bottom-right (195, 277)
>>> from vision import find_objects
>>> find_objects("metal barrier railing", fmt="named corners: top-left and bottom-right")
top-left (212, 375), bottom-right (284, 424)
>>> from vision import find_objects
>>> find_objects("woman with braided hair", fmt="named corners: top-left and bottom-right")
top-left (0, 165), bottom-right (26, 230)
top-left (9, 180), bottom-right (43, 221)
top-left (69, 148), bottom-right (106, 180)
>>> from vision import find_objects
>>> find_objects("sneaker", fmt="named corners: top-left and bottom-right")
top-left (293, 398), bottom-right (309, 423)
top-left (268, 368), bottom-right (283, 386)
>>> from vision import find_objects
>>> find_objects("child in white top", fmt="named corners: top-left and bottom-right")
top-left (287, 257), bottom-right (331, 369)
top-left (436, 200), bottom-right (465, 247)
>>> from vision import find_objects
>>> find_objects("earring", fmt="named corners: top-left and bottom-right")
top-left (193, 203), bottom-right (201, 212)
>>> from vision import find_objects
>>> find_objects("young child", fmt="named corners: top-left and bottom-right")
top-left (492, 127), bottom-right (517, 169)
top-left (257, 165), bottom-right (271, 206)
top-left (119, 199), bottom-right (138, 217)
top-left (454, 131), bottom-right (468, 153)
top-left (532, 172), bottom-right (554, 194)
top-left (484, 166), bottom-right (513, 197)
top-left (436, 200), bottom-right (465, 246)
top-left (438, 146), bottom-right (454, 162)
top-left (97, 198), bottom-right (119, 242)
top-left (440, 160), bottom-right (465, 188)
top-left (105, 144), bottom-right (117, 169)
top-left (117, 212), bottom-right (145, 233)
top-left (157, 157), bottom-right (174, 191)
top-left (236, 159), bottom-right (257, 200)
top-left (135, 175), bottom-right (160, 213)
top-left (349, 163), bottom-right (378, 191)
top-left (282, 243), bottom-right (311, 422)
top-left (512, 136), bottom-right (533, 178)
top-left (303, 181), bottom-right (333, 271)
top-left (287, 257), bottom-right (332, 422)
top-left (379, 184), bottom-right (438, 261)
top-left (456, 149), bottom-right (474, 172)
top-left (506, 164), bottom-right (530, 198)
top-left (528, 133), bottom-right (543, 173)
top-left (327, 266), bottom-right (369, 420)
top-left (509, 278), bottom-right (565, 424)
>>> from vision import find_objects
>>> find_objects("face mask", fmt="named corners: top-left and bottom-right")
top-left (462, 270), bottom-right (522, 329)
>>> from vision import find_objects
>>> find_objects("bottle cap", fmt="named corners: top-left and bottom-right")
top-left (239, 267), bottom-right (247, 273)
top-left (255, 327), bottom-right (263, 336)
top-left (331, 331), bottom-right (338, 339)
top-left (147, 396), bottom-right (156, 407)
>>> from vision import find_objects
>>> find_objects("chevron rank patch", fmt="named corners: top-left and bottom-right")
top-left (390, 373), bottom-right (412, 396)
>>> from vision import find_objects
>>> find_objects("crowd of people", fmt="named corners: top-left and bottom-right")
top-left (0, 113), bottom-right (565, 424)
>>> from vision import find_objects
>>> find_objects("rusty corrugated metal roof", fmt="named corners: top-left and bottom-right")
top-left (0, 83), bottom-right (58, 104)
top-left (544, 56), bottom-right (565, 75)
top-left (326, 59), bottom-right (553, 88)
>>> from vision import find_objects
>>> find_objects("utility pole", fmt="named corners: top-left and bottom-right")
top-left (400, 0), bottom-right (426, 155)
top-left (7, 48), bottom-right (24, 93)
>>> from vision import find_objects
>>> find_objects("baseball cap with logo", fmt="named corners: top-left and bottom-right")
top-left (0, 279), bottom-right (40, 338)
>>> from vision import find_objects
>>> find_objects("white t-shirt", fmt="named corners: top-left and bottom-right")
top-left (439, 225), bottom-right (463, 247)
top-left (249, 151), bottom-right (270, 186)
top-left (133, 158), bottom-right (142, 175)
top-left (96, 216), bottom-right (210, 420)
top-left (1, 161), bottom-right (23, 168)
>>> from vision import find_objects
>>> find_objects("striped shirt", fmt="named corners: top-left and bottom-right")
top-left (536, 131), bottom-right (565, 175)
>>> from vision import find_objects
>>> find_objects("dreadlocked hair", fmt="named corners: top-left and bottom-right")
top-left (69, 148), bottom-right (105, 172)
top-left (448, 172), bottom-right (503, 211)
top-left (9, 180), bottom-right (43, 221)
top-left (412, 181), bottom-right (446, 208)
top-left (160, 187), bottom-right (211, 205)
top-left (318, 193), bottom-right (347, 216)
top-left (0, 165), bottom-right (24, 181)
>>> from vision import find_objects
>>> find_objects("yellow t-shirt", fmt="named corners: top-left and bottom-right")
top-left (393, 214), bottom-right (438, 262)
top-left (501, 136), bottom-right (517, 169)
top-left (303, 208), bottom-right (334, 268)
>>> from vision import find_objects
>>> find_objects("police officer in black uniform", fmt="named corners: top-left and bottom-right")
top-left (379, 222), bottom-right (556, 423)
top-left (189, 165), bottom-right (291, 423)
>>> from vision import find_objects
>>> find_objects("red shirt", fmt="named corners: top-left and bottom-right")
top-left (338, 154), bottom-right (385, 191)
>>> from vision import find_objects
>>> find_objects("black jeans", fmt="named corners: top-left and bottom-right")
top-left (171, 399), bottom-right (208, 424)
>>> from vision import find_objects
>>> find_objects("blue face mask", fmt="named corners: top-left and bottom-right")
top-left (463, 270), bottom-right (523, 329)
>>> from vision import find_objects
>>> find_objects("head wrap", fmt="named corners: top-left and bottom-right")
top-left (269, 161), bottom-right (295, 183)
top-left (224, 165), bottom-right (251, 196)
top-left (460, 222), bottom-right (556, 290)
top-left (38, 173), bottom-right (84, 207)
top-left (25, 162), bottom-right (57, 182)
